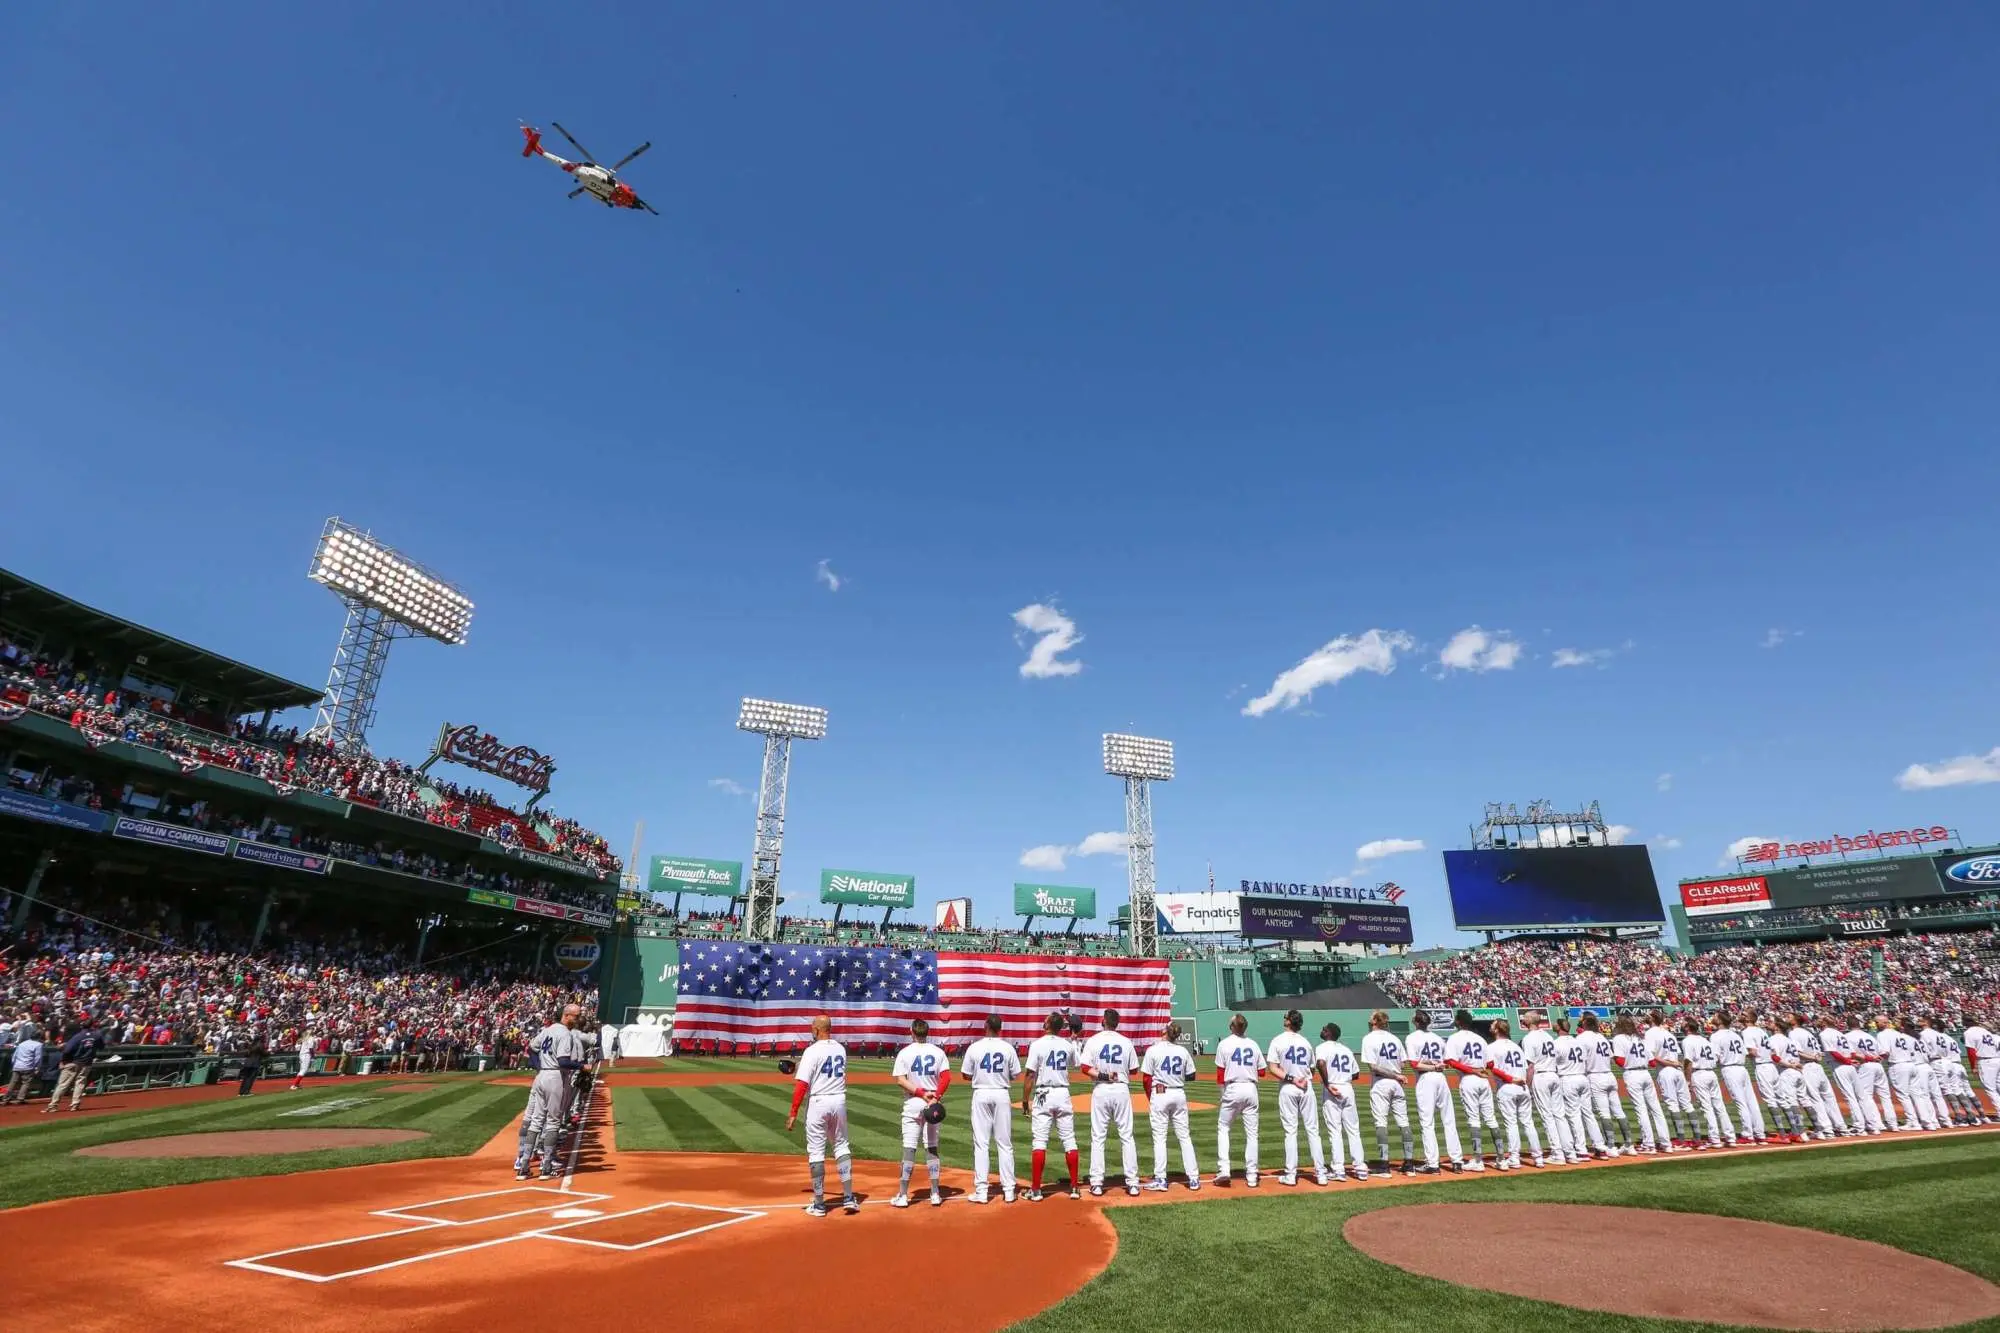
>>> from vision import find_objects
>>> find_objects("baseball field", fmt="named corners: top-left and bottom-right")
top-left (3, 1059), bottom-right (1996, 1332)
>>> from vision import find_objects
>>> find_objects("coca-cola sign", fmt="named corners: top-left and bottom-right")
top-left (430, 722), bottom-right (556, 793)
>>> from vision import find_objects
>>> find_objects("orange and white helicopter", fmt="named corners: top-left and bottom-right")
top-left (520, 121), bottom-right (657, 214)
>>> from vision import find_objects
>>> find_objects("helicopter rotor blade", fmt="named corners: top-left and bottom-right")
top-left (610, 142), bottom-right (652, 171)
top-left (550, 121), bottom-right (598, 164)
top-left (568, 187), bottom-right (586, 199)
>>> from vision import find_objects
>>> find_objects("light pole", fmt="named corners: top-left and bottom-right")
top-left (1103, 732), bottom-right (1174, 959)
top-left (305, 518), bottom-right (474, 754)
top-left (737, 697), bottom-right (828, 941)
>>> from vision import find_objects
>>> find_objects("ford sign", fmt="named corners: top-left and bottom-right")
top-left (1944, 856), bottom-right (2000, 886)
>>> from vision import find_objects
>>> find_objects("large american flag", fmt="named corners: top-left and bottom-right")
top-left (672, 942), bottom-right (1174, 1049)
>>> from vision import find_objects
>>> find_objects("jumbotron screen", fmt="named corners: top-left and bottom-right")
top-left (1442, 846), bottom-right (1665, 929)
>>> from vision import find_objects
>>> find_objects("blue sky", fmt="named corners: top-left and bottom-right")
top-left (5, 5), bottom-right (1999, 947)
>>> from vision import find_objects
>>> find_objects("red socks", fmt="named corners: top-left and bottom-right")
top-left (1066, 1149), bottom-right (1079, 1185)
top-left (1032, 1149), bottom-right (1046, 1189)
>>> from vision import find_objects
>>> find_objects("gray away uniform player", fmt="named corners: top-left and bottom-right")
top-left (515, 1004), bottom-right (584, 1180)
top-left (961, 1015), bottom-right (1022, 1203)
top-left (1267, 1010), bottom-right (1326, 1185)
top-left (1141, 1023), bottom-right (1201, 1190)
top-left (786, 1016), bottom-right (859, 1216)
top-left (1213, 1013), bottom-right (1265, 1186)
top-left (890, 1019), bottom-right (949, 1208)
top-left (1314, 1023), bottom-right (1369, 1181)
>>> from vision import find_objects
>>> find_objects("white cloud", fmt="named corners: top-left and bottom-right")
top-left (1656, 772), bottom-right (1673, 792)
top-left (1722, 835), bottom-right (1774, 867)
top-left (1551, 647), bottom-right (1614, 669)
top-left (1438, 626), bottom-right (1522, 673)
top-left (1761, 627), bottom-right (1799, 649)
top-left (1018, 844), bottom-right (1069, 871)
top-left (1650, 835), bottom-right (1683, 850)
top-left (707, 777), bottom-right (749, 797)
top-left (815, 559), bottom-right (843, 592)
top-left (1605, 825), bottom-right (1635, 845)
top-left (1896, 748), bottom-right (2000, 791)
top-left (1243, 629), bottom-right (1413, 717)
top-left (1355, 837), bottom-right (1425, 862)
top-left (1019, 830), bottom-right (1130, 872)
top-left (1013, 603), bottom-right (1083, 679)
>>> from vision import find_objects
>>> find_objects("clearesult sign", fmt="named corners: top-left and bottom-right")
top-left (648, 856), bottom-right (743, 897)
top-left (1678, 875), bottom-right (1773, 917)
top-left (1013, 883), bottom-right (1098, 920)
top-left (820, 868), bottom-right (916, 909)
top-left (1238, 895), bottom-right (1414, 945)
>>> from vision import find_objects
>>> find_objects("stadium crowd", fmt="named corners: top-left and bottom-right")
top-left (0, 634), bottom-right (620, 878)
top-left (643, 909), bottom-right (1215, 959)
top-left (1378, 933), bottom-right (2000, 1026)
top-left (0, 882), bottom-right (596, 1077)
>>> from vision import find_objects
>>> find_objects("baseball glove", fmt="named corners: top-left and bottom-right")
top-left (777, 1059), bottom-right (798, 1076)
top-left (922, 1101), bottom-right (947, 1125)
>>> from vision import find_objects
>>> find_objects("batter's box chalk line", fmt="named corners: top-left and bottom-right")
top-left (225, 1194), bottom-right (764, 1283)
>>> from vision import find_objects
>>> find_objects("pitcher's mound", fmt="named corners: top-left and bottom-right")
top-left (76, 1129), bottom-right (428, 1159)
top-left (1346, 1203), bottom-right (2000, 1331)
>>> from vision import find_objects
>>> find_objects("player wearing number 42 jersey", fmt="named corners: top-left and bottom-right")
top-left (1140, 1023), bottom-right (1201, 1190)
top-left (1081, 1009), bottom-right (1143, 1197)
top-left (786, 1016), bottom-right (859, 1217)
top-left (890, 1019), bottom-right (950, 1209)
top-left (1213, 1012), bottom-right (1264, 1187)
top-left (1023, 1013), bottom-right (1082, 1201)
top-left (961, 1014), bottom-right (1022, 1204)
top-left (1267, 1010), bottom-right (1328, 1186)
top-left (1313, 1023), bottom-right (1368, 1181)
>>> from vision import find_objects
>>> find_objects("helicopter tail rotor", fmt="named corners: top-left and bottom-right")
top-left (520, 125), bottom-right (544, 159)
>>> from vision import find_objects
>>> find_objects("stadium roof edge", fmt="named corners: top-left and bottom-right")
top-left (0, 567), bottom-right (321, 712)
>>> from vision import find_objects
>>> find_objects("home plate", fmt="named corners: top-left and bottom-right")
top-left (549, 1208), bottom-right (603, 1220)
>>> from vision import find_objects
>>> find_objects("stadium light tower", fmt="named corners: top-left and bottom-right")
top-left (737, 697), bottom-right (828, 942)
top-left (1104, 732), bottom-right (1174, 959)
top-left (305, 518), bottom-right (473, 754)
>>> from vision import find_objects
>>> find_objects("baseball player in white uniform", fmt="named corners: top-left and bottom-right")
top-left (1482, 1018), bottom-right (1542, 1169)
top-left (1579, 1015), bottom-right (1631, 1153)
top-left (1611, 1017), bottom-right (1671, 1153)
top-left (1023, 1012), bottom-right (1081, 1201)
top-left (288, 1032), bottom-right (315, 1092)
top-left (1523, 1014), bottom-right (1578, 1165)
top-left (891, 1018), bottom-right (950, 1207)
top-left (1786, 1013), bottom-right (1846, 1139)
top-left (1819, 1015), bottom-right (1862, 1133)
top-left (785, 1016), bottom-right (859, 1215)
top-left (1407, 1014), bottom-right (1464, 1173)
top-left (1313, 1021), bottom-right (1369, 1181)
top-left (1881, 1015), bottom-right (1940, 1131)
top-left (1680, 1016), bottom-right (1733, 1147)
top-left (1742, 1015), bottom-right (1780, 1122)
top-left (1140, 1021), bottom-right (1201, 1190)
top-left (1966, 1019), bottom-right (2000, 1120)
top-left (960, 1014), bottom-right (1022, 1203)
top-left (1267, 1010), bottom-right (1327, 1185)
top-left (1553, 1017), bottom-right (1608, 1159)
top-left (515, 1004), bottom-right (585, 1180)
top-left (1360, 1011), bottom-right (1416, 1171)
top-left (1766, 1022), bottom-right (1809, 1142)
top-left (1444, 1011), bottom-right (1499, 1170)
top-left (1213, 1012), bottom-right (1265, 1187)
top-left (1080, 1008), bottom-right (1142, 1197)
top-left (1917, 1018), bottom-right (1975, 1126)
top-left (1847, 1016), bottom-right (1895, 1134)
top-left (1713, 1013), bottom-right (1764, 1144)
top-left (1644, 1012), bottom-right (1695, 1148)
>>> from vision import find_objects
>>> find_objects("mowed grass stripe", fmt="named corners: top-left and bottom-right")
top-left (611, 1086), bottom-right (677, 1152)
top-left (667, 1087), bottom-right (795, 1154)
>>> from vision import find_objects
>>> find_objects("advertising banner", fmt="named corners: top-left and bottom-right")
top-left (230, 840), bottom-right (331, 875)
top-left (1763, 857), bottom-right (1943, 908)
top-left (1933, 850), bottom-right (2000, 894)
top-left (1238, 879), bottom-right (1407, 904)
top-left (513, 847), bottom-right (600, 878)
top-left (1238, 895), bottom-right (1414, 945)
top-left (553, 934), bottom-right (602, 973)
top-left (1013, 883), bottom-right (1098, 919)
top-left (1678, 875), bottom-right (1773, 917)
top-left (468, 888), bottom-right (516, 910)
top-left (1154, 891), bottom-right (1242, 934)
top-left (648, 856), bottom-right (743, 897)
top-left (934, 898), bottom-right (972, 930)
top-left (516, 898), bottom-right (567, 920)
top-left (111, 815), bottom-right (229, 856)
top-left (1443, 846), bottom-right (1664, 929)
top-left (820, 869), bottom-right (916, 909)
top-left (0, 789), bottom-right (109, 833)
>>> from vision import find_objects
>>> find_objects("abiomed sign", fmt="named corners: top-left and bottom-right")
top-left (1013, 884), bottom-right (1098, 920)
top-left (820, 869), bottom-right (916, 909)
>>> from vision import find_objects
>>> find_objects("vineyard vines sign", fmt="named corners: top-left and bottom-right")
top-left (425, 722), bottom-right (556, 793)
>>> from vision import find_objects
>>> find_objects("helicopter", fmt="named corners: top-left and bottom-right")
top-left (520, 122), bottom-right (657, 214)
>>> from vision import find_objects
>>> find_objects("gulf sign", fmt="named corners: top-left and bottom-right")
top-left (553, 933), bottom-right (602, 973)
top-left (1678, 875), bottom-right (1773, 917)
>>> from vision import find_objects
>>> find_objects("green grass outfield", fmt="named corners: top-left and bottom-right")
top-left (0, 1078), bottom-right (524, 1210)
